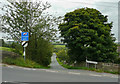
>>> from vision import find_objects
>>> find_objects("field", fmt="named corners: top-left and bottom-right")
top-left (53, 44), bottom-right (66, 53)
top-left (54, 45), bottom-right (65, 48)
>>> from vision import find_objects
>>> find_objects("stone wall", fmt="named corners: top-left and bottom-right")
top-left (97, 62), bottom-right (119, 72)
top-left (74, 62), bottom-right (119, 72)
top-left (1, 50), bottom-right (20, 59)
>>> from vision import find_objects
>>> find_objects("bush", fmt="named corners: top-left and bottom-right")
top-left (26, 37), bottom-right (53, 67)
top-left (11, 42), bottom-right (23, 56)
top-left (115, 58), bottom-right (120, 64)
top-left (2, 42), bottom-right (23, 56)
top-left (1, 39), bottom-right (9, 47)
top-left (56, 49), bottom-right (69, 63)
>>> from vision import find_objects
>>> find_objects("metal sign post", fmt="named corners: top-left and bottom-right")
top-left (21, 32), bottom-right (29, 61)
top-left (23, 47), bottom-right (26, 61)
top-left (22, 41), bottom-right (28, 61)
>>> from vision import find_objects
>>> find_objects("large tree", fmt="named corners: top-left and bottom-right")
top-left (1, 0), bottom-right (59, 42)
top-left (0, 0), bottom-right (60, 66)
top-left (59, 8), bottom-right (118, 63)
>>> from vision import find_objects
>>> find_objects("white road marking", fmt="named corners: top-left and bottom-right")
top-left (4, 81), bottom-right (12, 82)
top-left (68, 72), bottom-right (81, 75)
top-left (18, 67), bottom-right (24, 69)
top-left (23, 68), bottom-right (32, 70)
top-left (111, 76), bottom-right (118, 78)
top-left (39, 69), bottom-right (47, 71)
top-left (7, 66), bottom-right (13, 68)
top-left (103, 75), bottom-right (118, 78)
top-left (4, 81), bottom-right (7, 82)
top-left (89, 74), bottom-right (102, 77)
top-left (45, 70), bottom-right (58, 73)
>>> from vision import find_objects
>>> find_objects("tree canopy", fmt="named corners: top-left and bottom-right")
top-left (1, 0), bottom-right (59, 42)
top-left (0, 0), bottom-right (60, 66)
top-left (59, 8), bottom-right (118, 63)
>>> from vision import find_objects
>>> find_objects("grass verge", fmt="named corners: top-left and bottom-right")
top-left (0, 47), bottom-right (15, 52)
top-left (1, 47), bottom-right (50, 69)
top-left (56, 58), bottom-right (119, 74)
top-left (3, 57), bottom-right (50, 69)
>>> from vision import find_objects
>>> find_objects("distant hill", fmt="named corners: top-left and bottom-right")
top-left (118, 42), bottom-right (120, 45)
top-left (117, 42), bottom-right (120, 45)
top-left (115, 42), bottom-right (120, 45)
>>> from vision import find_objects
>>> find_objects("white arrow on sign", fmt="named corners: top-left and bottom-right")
top-left (22, 41), bottom-right (28, 47)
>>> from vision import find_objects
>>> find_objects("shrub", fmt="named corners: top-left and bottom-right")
top-left (26, 37), bottom-right (53, 67)
top-left (56, 49), bottom-right (69, 63)
top-left (115, 58), bottom-right (120, 64)
top-left (12, 43), bottom-right (23, 56)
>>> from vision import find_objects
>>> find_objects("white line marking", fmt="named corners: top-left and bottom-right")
top-left (111, 76), bottom-right (118, 78)
top-left (23, 68), bottom-right (31, 70)
top-left (68, 72), bottom-right (81, 75)
top-left (102, 74), bottom-right (118, 78)
top-left (4, 81), bottom-right (12, 82)
top-left (4, 81), bottom-right (7, 82)
top-left (89, 74), bottom-right (102, 77)
top-left (32, 69), bottom-right (36, 70)
top-left (7, 66), bottom-right (13, 68)
top-left (45, 70), bottom-right (58, 73)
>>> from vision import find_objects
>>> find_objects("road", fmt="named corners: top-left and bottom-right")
top-left (2, 53), bottom-right (118, 82)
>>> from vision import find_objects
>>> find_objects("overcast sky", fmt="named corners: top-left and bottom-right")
top-left (0, 0), bottom-right (120, 42)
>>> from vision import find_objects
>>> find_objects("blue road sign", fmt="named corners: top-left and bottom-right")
top-left (21, 32), bottom-right (29, 41)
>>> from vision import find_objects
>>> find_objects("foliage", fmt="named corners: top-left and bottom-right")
top-left (1, 41), bottom-right (23, 56)
top-left (1, 39), bottom-right (5, 47)
top-left (56, 58), bottom-right (71, 69)
top-left (0, 47), bottom-right (14, 52)
top-left (3, 57), bottom-right (50, 69)
top-left (26, 36), bottom-right (53, 66)
top-left (56, 49), bottom-right (69, 62)
top-left (114, 58), bottom-right (120, 64)
top-left (53, 44), bottom-right (65, 53)
top-left (11, 42), bottom-right (23, 55)
top-left (1, 0), bottom-right (60, 41)
top-left (59, 7), bottom-right (118, 63)
top-left (0, 0), bottom-right (61, 66)
top-left (1, 39), bottom-right (9, 47)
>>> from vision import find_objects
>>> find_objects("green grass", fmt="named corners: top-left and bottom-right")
top-left (56, 58), bottom-right (119, 74)
top-left (0, 47), bottom-right (23, 56)
top-left (54, 45), bottom-right (65, 48)
top-left (104, 70), bottom-right (119, 74)
top-left (53, 45), bottom-right (66, 53)
top-left (0, 47), bottom-right (15, 52)
top-left (1, 47), bottom-right (50, 69)
top-left (3, 57), bottom-right (50, 69)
